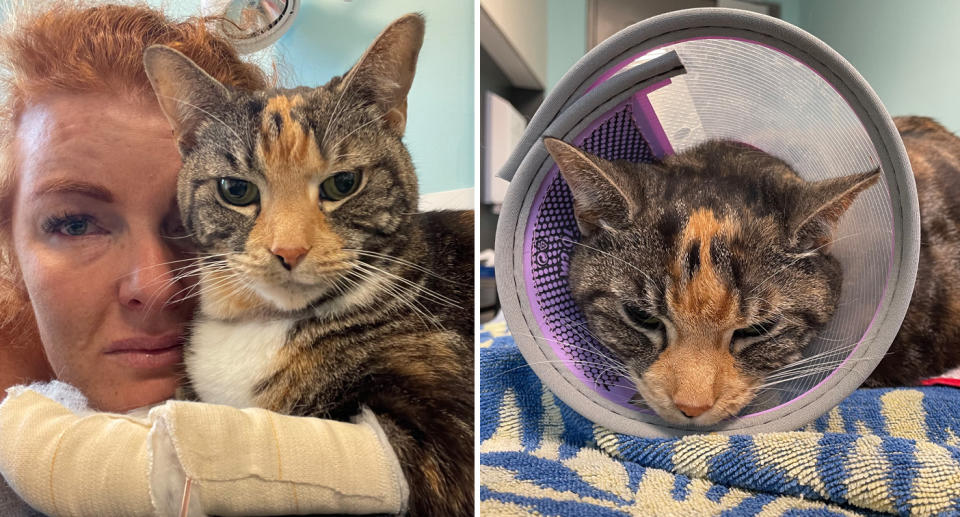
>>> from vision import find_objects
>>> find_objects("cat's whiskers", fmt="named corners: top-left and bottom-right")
top-left (762, 357), bottom-right (885, 383)
top-left (351, 260), bottom-right (461, 308)
top-left (762, 366), bottom-right (848, 385)
top-left (751, 310), bottom-right (804, 330)
top-left (757, 356), bottom-right (888, 388)
top-left (345, 248), bottom-right (465, 285)
top-left (112, 253), bottom-right (232, 283)
top-left (323, 152), bottom-right (365, 164)
top-left (346, 267), bottom-right (441, 331)
top-left (553, 314), bottom-right (605, 342)
top-left (130, 256), bottom-right (235, 307)
top-left (352, 269), bottom-right (458, 315)
top-left (767, 341), bottom-right (881, 373)
top-left (381, 281), bottom-right (445, 331)
top-left (512, 347), bottom-right (630, 378)
top-left (808, 333), bottom-right (862, 343)
top-left (157, 94), bottom-right (242, 143)
top-left (558, 237), bottom-right (664, 296)
top-left (345, 263), bottom-right (429, 314)
top-left (138, 267), bottom-right (214, 315)
top-left (169, 272), bottom-right (252, 309)
top-left (499, 358), bottom-right (630, 376)
top-left (141, 261), bottom-right (233, 305)
top-left (153, 259), bottom-right (232, 285)
top-left (503, 331), bottom-right (632, 376)
top-left (764, 355), bottom-right (860, 380)
top-left (515, 332), bottom-right (628, 373)
top-left (747, 229), bottom-right (882, 298)
top-left (327, 112), bottom-right (389, 156)
top-left (162, 231), bottom-right (198, 240)
top-left (160, 261), bottom-right (248, 306)
top-left (320, 67), bottom-right (364, 149)
top-left (495, 359), bottom-right (631, 380)
top-left (755, 367), bottom-right (858, 390)
top-left (161, 268), bottom-right (243, 308)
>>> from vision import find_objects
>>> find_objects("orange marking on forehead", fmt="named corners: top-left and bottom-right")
top-left (668, 208), bottom-right (739, 328)
top-left (260, 94), bottom-right (323, 174)
top-left (681, 208), bottom-right (728, 247)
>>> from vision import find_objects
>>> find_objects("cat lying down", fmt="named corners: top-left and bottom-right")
top-left (544, 121), bottom-right (960, 426)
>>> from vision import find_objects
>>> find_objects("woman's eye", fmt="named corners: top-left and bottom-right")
top-left (218, 178), bottom-right (259, 206)
top-left (42, 215), bottom-right (102, 237)
top-left (622, 304), bottom-right (665, 332)
top-left (319, 171), bottom-right (361, 201)
top-left (733, 319), bottom-right (778, 341)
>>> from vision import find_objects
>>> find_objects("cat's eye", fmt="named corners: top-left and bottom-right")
top-left (319, 171), bottom-right (361, 201)
top-left (218, 178), bottom-right (259, 206)
top-left (732, 319), bottom-right (779, 341)
top-left (622, 304), bottom-right (665, 332)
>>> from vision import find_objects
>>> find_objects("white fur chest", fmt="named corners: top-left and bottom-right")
top-left (186, 318), bottom-right (294, 408)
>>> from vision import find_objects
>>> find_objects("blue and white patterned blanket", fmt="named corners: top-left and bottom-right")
top-left (479, 321), bottom-right (960, 516)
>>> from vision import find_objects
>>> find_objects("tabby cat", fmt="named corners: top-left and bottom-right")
top-left (544, 124), bottom-right (960, 427)
top-left (874, 116), bottom-right (960, 386)
top-left (143, 14), bottom-right (473, 516)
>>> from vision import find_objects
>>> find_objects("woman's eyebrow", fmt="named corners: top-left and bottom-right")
top-left (32, 178), bottom-right (113, 203)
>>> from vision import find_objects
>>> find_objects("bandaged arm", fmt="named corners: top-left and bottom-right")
top-left (0, 383), bottom-right (409, 516)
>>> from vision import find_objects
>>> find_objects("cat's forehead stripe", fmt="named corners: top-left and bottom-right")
top-left (669, 208), bottom-right (738, 326)
top-left (260, 94), bottom-right (316, 170)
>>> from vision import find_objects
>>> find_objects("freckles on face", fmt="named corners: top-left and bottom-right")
top-left (10, 94), bottom-right (195, 411)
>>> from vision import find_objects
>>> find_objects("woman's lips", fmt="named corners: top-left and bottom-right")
top-left (104, 334), bottom-right (185, 369)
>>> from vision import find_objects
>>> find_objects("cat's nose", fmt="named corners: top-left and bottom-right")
top-left (675, 402), bottom-right (712, 418)
top-left (272, 246), bottom-right (309, 270)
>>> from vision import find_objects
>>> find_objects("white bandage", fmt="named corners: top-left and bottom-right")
top-left (0, 384), bottom-right (409, 516)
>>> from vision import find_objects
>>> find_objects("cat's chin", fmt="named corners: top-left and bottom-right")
top-left (251, 273), bottom-right (390, 315)
top-left (252, 281), bottom-right (332, 312)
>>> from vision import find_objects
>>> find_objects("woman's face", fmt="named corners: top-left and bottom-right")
top-left (11, 93), bottom-right (195, 412)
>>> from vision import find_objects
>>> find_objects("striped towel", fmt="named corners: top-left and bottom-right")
top-left (479, 321), bottom-right (960, 516)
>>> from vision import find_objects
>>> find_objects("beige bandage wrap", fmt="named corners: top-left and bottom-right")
top-left (0, 385), bottom-right (409, 516)
top-left (0, 388), bottom-right (153, 516)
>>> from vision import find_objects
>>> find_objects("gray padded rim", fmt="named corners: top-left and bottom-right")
top-left (495, 8), bottom-right (919, 437)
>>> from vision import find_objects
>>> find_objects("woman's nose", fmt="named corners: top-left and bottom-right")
top-left (118, 234), bottom-right (191, 311)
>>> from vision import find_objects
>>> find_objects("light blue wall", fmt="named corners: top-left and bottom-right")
top-left (154, 0), bottom-right (198, 19)
top-left (157, 0), bottom-right (474, 195)
top-left (546, 0), bottom-right (588, 91)
top-left (276, 1), bottom-right (473, 194)
top-left (778, 0), bottom-right (960, 133)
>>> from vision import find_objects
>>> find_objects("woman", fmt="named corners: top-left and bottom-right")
top-left (0, 3), bottom-right (408, 515)
top-left (0, 1), bottom-right (266, 411)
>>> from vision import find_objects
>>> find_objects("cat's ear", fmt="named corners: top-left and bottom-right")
top-left (790, 168), bottom-right (881, 250)
top-left (143, 45), bottom-right (230, 148)
top-left (543, 137), bottom-right (637, 237)
top-left (340, 13), bottom-right (424, 136)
